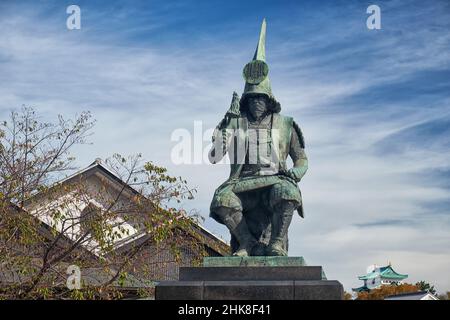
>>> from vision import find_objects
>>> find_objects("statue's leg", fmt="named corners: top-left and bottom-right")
top-left (215, 207), bottom-right (257, 257)
top-left (266, 181), bottom-right (300, 256)
top-left (266, 201), bottom-right (296, 256)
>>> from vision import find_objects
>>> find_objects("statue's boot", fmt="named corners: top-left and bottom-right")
top-left (233, 227), bottom-right (258, 257)
top-left (266, 201), bottom-right (296, 256)
top-left (216, 208), bottom-right (257, 256)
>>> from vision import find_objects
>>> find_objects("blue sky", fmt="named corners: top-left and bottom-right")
top-left (0, 0), bottom-right (449, 293)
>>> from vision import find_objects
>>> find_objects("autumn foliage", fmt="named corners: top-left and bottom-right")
top-left (357, 283), bottom-right (419, 300)
top-left (0, 107), bottom-right (209, 299)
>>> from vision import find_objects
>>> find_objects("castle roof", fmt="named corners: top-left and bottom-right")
top-left (358, 265), bottom-right (408, 281)
top-left (352, 285), bottom-right (370, 293)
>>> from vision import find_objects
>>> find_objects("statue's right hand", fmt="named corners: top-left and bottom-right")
top-left (226, 91), bottom-right (241, 117)
top-left (217, 117), bottom-right (226, 130)
top-left (217, 115), bottom-right (231, 130)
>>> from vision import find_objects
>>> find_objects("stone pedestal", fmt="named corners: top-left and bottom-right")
top-left (155, 257), bottom-right (343, 300)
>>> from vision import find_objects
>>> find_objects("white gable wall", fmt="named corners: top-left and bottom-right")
top-left (25, 169), bottom-right (140, 256)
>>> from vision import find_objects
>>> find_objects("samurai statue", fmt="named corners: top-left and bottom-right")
top-left (208, 19), bottom-right (308, 257)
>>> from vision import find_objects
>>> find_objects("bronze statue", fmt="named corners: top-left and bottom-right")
top-left (209, 19), bottom-right (308, 257)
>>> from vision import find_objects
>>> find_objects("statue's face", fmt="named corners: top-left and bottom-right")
top-left (248, 95), bottom-right (269, 119)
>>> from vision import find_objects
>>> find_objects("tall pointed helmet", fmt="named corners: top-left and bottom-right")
top-left (241, 19), bottom-right (280, 112)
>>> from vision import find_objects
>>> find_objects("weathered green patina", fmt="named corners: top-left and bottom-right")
top-left (203, 256), bottom-right (307, 267)
top-left (208, 19), bottom-right (308, 257)
top-left (203, 257), bottom-right (328, 279)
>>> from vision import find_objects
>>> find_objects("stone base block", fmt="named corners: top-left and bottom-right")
top-left (156, 280), bottom-right (343, 300)
top-left (179, 266), bottom-right (322, 281)
top-left (155, 257), bottom-right (343, 300)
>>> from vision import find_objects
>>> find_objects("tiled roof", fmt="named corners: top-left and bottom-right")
top-left (358, 265), bottom-right (408, 280)
top-left (352, 285), bottom-right (370, 292)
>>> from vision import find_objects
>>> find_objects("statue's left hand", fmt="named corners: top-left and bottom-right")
top-left (286, 167), bottom-right (305, 183)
